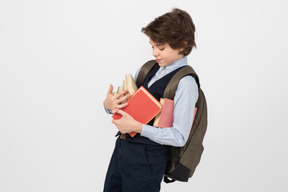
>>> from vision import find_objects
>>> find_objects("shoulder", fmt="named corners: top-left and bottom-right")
top-left (179, 75), bottom-right (198, 88)
top-left (175, 75), bottom-right (199, 103)
top-left (134, 60), bottom-right (157, 82)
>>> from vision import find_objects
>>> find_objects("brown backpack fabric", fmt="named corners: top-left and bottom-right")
top-left (136, 60), bottom-right (208, 183)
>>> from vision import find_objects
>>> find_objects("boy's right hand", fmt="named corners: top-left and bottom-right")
top-left (103, 84), bottom-right (130, 113)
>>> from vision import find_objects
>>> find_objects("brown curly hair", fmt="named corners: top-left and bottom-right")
top-left (141, 8), bottom-right (196, 56)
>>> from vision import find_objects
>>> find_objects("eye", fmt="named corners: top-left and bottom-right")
top-left (159, 47), bottom-right (165, 51)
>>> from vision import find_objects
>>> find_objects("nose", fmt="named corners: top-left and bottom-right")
top-left (153, 48), bottom-right (159, 57)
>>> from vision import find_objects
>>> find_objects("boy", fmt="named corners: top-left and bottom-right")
top-left (103, 8), bottom-right (198, 192)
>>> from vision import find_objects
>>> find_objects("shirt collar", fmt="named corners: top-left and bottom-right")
top-left (159, 56), bottom-right (187, 72)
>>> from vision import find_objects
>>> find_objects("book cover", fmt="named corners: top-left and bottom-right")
top-left (112, 86), bottom-right (162, 137)
top-left (123, 79), bottom-right (127, 92)
top-left (153, 98), bottom-right (174, 127)
top-left (117, 85), bottom-right (123, 94)
top-left (153, 98), bottom-right (198, 128)
top-left (114, 73), bottom-right (138, 103)
top-left (125, 73), bottom-right (138, 95)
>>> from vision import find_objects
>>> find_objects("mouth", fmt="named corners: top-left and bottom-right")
top-left (156, 59), bottom-right (162, 63)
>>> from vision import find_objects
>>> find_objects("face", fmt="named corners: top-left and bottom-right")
top-left (149, 39), bottom-right (184, 67)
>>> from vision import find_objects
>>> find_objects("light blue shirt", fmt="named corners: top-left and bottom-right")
top-left (134, 56), bottom-right (199, 147)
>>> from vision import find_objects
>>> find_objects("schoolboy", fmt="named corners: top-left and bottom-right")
top-left (103, 8), bottom-right (199, 192)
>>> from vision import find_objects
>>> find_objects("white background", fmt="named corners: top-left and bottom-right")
top-left (1, 0), bottom-right (288, 191)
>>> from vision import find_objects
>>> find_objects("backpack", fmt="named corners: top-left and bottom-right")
top-left (136, 60), bottom-right (208, 183)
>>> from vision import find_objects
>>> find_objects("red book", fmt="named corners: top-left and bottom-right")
top-left (153, 98), bottom-right (197, 128)
top-left (153, 98), bottom-right (174, 127)
top-left (112, 86), bottom-right (162, 137)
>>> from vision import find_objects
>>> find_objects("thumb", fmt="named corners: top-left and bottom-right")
top-left (112, 108), bottom-right (119, 114)
top-left (116, 109), bottom-right (128, 117)
top-left (107, 84), bottom-right (114, 95)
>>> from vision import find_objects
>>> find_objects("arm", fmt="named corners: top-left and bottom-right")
top-left (141, 76), bottom-right (199, 147)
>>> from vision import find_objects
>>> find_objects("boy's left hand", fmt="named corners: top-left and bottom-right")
top-left (112, 109), bottom-right (142, 134)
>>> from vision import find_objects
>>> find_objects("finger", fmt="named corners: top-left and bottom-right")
top-left (112, 90), bottom-right (129, 104)
top-left (125, 93), bottom-right (132, 100)
top-left (115, 89), bottom-right (129, 99)
top-left (107, 84), bottom-right (114, 95)
top-left (119, 94), bottom-right (130, 103)
top-left (115, 109), bottom-right (127, 117)
top-left (117, 102), bottom-right (128, 109)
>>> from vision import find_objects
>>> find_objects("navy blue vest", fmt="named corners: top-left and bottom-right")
top-left (122, 64), bottom-right (184, 145)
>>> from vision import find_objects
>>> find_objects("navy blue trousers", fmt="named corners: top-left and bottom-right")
top-left (104, 137), bottom-right (168, 192)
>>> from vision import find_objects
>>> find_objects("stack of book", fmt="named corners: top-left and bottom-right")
top-left (112, 74), bottom-right (162, 137)
top-left (114, 73), bottom-right (138, 99)
top-left (112, 73), bottom-right (197, 137)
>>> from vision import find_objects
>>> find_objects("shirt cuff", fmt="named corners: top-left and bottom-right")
top-left (104, 107), bottom-right (113, 114)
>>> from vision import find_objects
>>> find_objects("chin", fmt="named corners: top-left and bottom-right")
top-left (158, 64), bottom-right (166, 67)
top-left (158, 63), bottom-right (169, 67)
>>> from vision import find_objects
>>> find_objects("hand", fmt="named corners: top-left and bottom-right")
top-left (103, 84), bottom-right (131, 112)
top-left (112, 109), bottom-right (143, 134)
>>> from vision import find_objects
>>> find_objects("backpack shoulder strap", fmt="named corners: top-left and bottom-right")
top-left (136, 60), bottom-right (157, 87)
top-left (163, 65), bottom-right (200, 100)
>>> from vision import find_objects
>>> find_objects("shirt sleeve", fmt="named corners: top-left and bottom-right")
top-left (104, 106), bottom-right (113, 114)
top-left (140, 75), bottom-right (199, 147)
